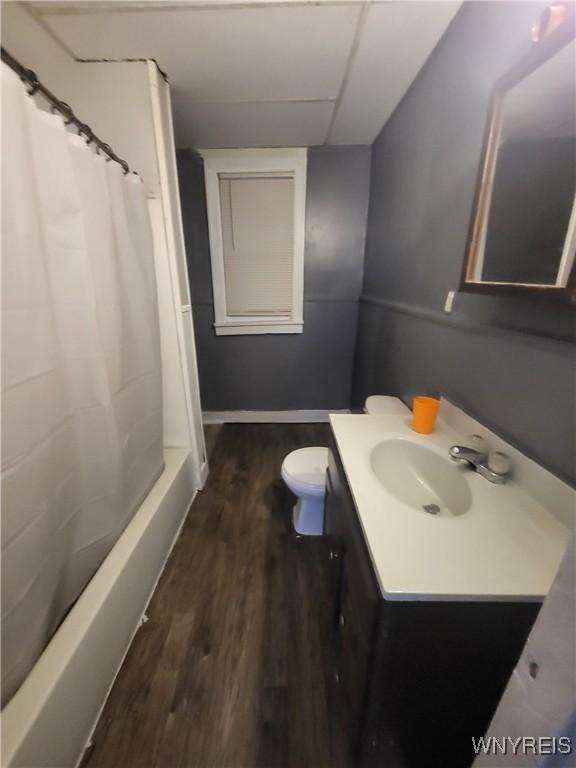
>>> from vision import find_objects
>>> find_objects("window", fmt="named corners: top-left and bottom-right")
top-left (201, 149), bottom-right (307, 335)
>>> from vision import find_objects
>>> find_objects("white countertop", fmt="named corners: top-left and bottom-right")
top-left (329, 412), bottom-right (572, 602)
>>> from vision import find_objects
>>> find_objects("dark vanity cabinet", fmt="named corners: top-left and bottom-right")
top-left (324, 430), bottom-right (541, 768)
top-left (325, 440), bottom-right (380, 751)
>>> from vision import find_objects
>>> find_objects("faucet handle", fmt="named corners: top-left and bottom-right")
top-left (488, 450), bottom-right (512, 477)
top-left (466, 434), bottom-right (488, 456)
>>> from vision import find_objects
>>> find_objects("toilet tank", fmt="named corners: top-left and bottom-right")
top-left (364, 395), bottom-right (409, 415)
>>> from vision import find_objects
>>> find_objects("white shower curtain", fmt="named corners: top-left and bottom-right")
top-left (1, 65), bottom-right (164, 706)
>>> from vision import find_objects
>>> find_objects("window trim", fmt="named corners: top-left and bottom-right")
top-left (200, 148), bottom-right (307, 335)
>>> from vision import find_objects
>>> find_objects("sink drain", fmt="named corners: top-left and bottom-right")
top-left (423, 503), bottom-right (441, 515)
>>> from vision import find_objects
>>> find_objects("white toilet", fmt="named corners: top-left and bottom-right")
top-left (280, 397), bottom-right (406, 536)
top-left (281, 446), bottom-right (328, 536)
top-left (364, 395), bottom-right (409, 415)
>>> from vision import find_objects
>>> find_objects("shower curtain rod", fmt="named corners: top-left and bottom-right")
top-left (2, 46), bottom-right (132, 175)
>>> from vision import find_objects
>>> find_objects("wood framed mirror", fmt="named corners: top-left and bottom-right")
top-left (463, 6), bottom-right (576, 302)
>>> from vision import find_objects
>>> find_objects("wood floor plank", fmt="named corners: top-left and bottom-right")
top-left (86, 423), bottom-right (338, 768)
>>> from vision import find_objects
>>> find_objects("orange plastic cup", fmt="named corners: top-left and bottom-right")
top-left (412, 396), bottom-right (440, 434)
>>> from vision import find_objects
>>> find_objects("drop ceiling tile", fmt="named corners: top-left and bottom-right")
top-left (328, 1), bottom-right (461, 145)
top-left (32, 0), bottom-right (365, 9)
top-left (172, 99), bottom-right (335, 148)
top-left (37, 4), bottom-right (362, 102)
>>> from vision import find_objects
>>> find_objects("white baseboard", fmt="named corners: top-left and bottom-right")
top-left (203, 409), bottom-right (350, 424)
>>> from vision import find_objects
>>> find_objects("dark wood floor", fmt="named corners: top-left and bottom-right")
top-left (85, 424), bottom-right (344, 768)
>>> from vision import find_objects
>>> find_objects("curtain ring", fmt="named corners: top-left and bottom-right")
top-left (24, 67), bottom-right (40, 96)
top-left (84, 126), bottom-right (95, 145)
top-left (101, 143), bottom-right (114, 162)
top-left (77, 121), bottom-right (90, 139)
top-left (26, 78), bottom-right (40, 96)
top-left (60, 102), bottom-right (75, 125)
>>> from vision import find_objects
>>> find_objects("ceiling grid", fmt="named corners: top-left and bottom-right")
top-left (25, 0), bottom-right (461, 148)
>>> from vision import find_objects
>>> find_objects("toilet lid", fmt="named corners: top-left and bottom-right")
top-left (365, 395), bottom-right (409, 415)
top-left (282, 447), bottom-right (328, 490)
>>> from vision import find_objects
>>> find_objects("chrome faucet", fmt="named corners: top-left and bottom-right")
top-left (449, 440), bottom-right (511, 484)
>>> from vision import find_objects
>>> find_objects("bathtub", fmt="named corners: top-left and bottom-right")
top-left (1, 448), bottom-right (195, 768)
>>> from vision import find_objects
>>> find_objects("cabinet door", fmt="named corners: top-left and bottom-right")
top-left (327, 441), bottom-right (380, 759)
top-left (335, 537), bottom-right (379, 753)
top-left (324, 468), bottom-right (345, 632)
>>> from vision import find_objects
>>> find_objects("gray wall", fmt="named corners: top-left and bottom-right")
top-left (353, 1), bottom-right (576, 484)
top-left (178, 145), bottom-right (371, 411)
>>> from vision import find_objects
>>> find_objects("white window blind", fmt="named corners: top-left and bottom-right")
top-left (218, 173), bottom-right (295, 317)
top-left (202, 148), bottom-right (306, 336)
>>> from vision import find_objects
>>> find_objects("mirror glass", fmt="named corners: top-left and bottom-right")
top-left (467, 36), bottom-right (576, 291)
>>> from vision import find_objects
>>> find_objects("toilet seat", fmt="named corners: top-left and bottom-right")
top-left (281, 447), bottom-right (328, 498)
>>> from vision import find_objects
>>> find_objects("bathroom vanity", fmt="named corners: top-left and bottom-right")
top-left (324, 408), bottom-right (571, 768)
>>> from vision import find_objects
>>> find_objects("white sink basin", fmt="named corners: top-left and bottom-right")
top-left (370, 439), bottom-right (472, 517)
top-left (330, 409), bottom-right (571, 600)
